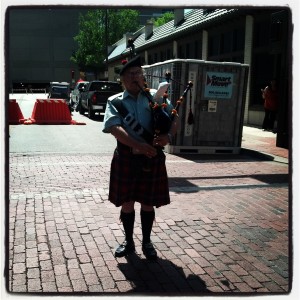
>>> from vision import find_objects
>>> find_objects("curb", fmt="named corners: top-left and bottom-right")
top-left (241, 147), bottom-right (289, 164)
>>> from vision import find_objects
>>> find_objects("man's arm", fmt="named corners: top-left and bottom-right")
top-left (110, 125), bottom-right (157, 158)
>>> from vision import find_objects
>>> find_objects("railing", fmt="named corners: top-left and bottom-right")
top-left (11, 88), bottom-right (47, 94)
top-left (11, 88), bottom-right (27, 94)
top-left (29, 88), bottom-right (47, 94)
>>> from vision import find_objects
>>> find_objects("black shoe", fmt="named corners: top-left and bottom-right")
top-left (115, 240), bottom-right (135, 257)
top-left (142, 242), bottom-right (157, 260)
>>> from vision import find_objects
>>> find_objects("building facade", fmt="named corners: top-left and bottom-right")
top-left (7, 7), bottom-right (167, 90)
top-left (107, 8), bottom-right (292, 149)
top-left (8, 8), bottom-right (86, 90)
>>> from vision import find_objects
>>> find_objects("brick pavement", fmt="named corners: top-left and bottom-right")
top-left (7, 151), bottom-right (290, 295)
top-left (241, 126), bottom-right (289, 160)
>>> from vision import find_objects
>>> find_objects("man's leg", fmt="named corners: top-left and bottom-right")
top-left (115, 202), bottom-right (135, 257)
top-left (140, 204), bottom-right (157, 260)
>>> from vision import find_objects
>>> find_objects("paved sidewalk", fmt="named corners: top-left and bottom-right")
top-left (241, 126), bottom-right (289, 163)
top-left (7, 126), bottom-right (291, 295)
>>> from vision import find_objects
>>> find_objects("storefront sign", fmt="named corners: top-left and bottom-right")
top-left (204, 72), bottom-right (233, 99)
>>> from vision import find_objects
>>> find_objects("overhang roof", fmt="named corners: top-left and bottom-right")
top-left (108, 8), bottom-right (237, 63)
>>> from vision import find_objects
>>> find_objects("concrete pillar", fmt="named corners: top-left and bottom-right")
top-left (243, 15), bottom-right (254, 124)
top-left (202, 30), bottom-right (208, 60)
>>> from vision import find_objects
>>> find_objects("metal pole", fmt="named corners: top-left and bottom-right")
top-left (105, 9), bottom-right (109, 76)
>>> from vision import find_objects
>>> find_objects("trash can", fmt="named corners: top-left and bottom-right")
top-left (143, 59), bottom-right (249, 154)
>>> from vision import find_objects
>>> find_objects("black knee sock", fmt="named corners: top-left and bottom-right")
top-left (140, 209), bottom-right (155, 244)
top-left (120, 210), bottom-right (135, 243)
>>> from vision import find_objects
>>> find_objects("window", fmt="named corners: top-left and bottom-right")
top-left (194, 41), bottom-right (199, 58)
top-left (208, 35), bottom-right (220, 56)
top-left (167, 49), bottom-right (172, 60)
top-left (220, 32), bottom-right (232, 54)
top-left (185, 43), bottom-right (190, 58)
top-left (178, 45), bottom-right (184, 58)
top-left (253, 21), bottom-right (270, 47)
top-left (233, 28), bottom-right (244, 51)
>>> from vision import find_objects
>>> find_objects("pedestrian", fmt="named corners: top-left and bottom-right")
top-left (261, 79), bottom-right (279, 132)
top-left (102, 55), bottom-right (179, 260)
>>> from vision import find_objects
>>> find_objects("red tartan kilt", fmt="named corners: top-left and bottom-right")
top-left (108, 144), bottom-right (170, 208)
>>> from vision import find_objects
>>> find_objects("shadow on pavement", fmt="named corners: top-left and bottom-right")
top-left (168, 173), bottom-right (289, 193)
top-left (173, 152), bottom-right (275, 163)
top-left (87, 114), bottom-right (105, 122)
top-left (117, 252), bottom-right (211, 295)
top-left (169, 173), bottom-right (289, 186)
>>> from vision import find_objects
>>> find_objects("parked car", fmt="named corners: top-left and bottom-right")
top-left (79, 81), bottom-right (123, 118)
top-left (70, 81), bottom-right (89, 108)
top-left (48, 82), bottom-right (72, 112)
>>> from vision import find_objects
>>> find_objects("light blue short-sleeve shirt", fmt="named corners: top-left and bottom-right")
top-left (103, 89), bottom-right (173, 142)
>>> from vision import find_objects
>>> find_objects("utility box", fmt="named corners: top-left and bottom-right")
top-left (143, 59), bottom-right (249, 154)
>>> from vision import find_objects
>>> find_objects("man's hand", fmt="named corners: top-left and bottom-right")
top-left (153, 134), bottom-right (169, 147)
top-left (134, 142), bottom-right (157, 158)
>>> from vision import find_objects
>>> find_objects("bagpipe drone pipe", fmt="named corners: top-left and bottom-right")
top-left (135, 76), bottom-right (193, 138)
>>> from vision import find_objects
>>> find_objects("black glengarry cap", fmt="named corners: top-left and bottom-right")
top-left (119, 55), bottom-right (142, 75)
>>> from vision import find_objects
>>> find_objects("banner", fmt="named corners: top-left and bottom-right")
top-left (204, 72), bottom-right (233, 99)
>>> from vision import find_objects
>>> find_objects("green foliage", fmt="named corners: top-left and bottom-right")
top-left (107, 10), bottom-right (140, 46)
top-left (71, 9), bottom-right (140, 72)
top-left (151, 11), bottom-right (174, 27)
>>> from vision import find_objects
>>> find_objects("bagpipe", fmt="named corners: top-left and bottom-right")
top-left (134, 77), bottom-right (193, 172)
top-left (135, 78), bottom-right (193, 137)
top-left (124, 38), bottom-right (194, 140)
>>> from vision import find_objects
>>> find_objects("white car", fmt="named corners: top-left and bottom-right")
top-left (70, 81), bottom-right (89, 107)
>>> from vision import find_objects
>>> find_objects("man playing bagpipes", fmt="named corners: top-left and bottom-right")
top-left (103, 55), bottom-right (180, 260)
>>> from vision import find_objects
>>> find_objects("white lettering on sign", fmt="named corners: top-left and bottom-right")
top-left (204, 72), bottom-right (233, 99)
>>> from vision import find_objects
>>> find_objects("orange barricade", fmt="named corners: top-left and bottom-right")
top-left (23, 99), bottom-right (86, 125)
top-left (9, 99), bottom-right (25, 124)
top-left (27, 99), bottom-right (72, 125)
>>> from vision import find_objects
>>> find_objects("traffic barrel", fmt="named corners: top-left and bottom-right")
top-left (30, 99), bottom-right (72, 124)
top-left (9, 99), bottom-right (25, 124)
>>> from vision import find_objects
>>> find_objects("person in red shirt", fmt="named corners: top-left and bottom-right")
top-left (261, 79), bottom-right (279, 132)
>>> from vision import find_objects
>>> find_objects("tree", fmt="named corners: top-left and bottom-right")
top-left (151, 11), bottom-right (174, 27)
top-left (71, 9), bottom-right (140, 76)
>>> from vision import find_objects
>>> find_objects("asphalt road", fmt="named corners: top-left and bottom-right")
top-left (9, 93), bottom-right (117, 154)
